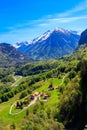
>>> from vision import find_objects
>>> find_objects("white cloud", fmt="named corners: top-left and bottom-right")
top-left (58, 0), bottom-right (87, 17)
top-left (0, 15), bottom-right (87, 43)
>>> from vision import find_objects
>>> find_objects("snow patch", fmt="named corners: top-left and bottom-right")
top-left (53, 27), bottom-right (69, 34)
top-left (32, 30), bottom-right (51, 44)
top-left (13, 41), bottom-right (30, 48)
top-left (70, 30), bottom-right (82, 35)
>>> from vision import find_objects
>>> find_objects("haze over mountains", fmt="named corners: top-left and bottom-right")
top-left (14, 28), bottom-right (80, 60)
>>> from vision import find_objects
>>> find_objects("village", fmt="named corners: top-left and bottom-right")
top-left (9, 81), bottom-right (60, 115)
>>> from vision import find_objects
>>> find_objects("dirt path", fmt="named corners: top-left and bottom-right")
top-left (9, 101), bottom-right (16, 115)
top-left (60, 75), bottom-right (66, 86)
top-left (54, 74), bottom-right (67, 90)
top-left (9, 75), bottom-right (67, 115)
top-left (9, 96), bottom-right (39, 115)
top-left (11, 76), bottom-right (22, 87)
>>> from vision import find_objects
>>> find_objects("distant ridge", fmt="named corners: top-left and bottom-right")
top-left (0, 43), bottom-right (33, 67)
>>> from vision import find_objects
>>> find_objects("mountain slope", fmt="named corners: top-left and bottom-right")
top-left (15, 28), bottom-right (80, 60)
top-left (79, 29), bottom-right (87, 45)
top-left (1, 41), bottom-right (87, 129)
top-left (0, 43), bottom-right (32, 67)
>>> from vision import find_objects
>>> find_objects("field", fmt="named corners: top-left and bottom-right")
top-left (0, 77), bottom-right (63, 129)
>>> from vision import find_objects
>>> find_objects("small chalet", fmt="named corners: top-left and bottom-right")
top-left (30, 92), bottom-right (40, 100)
top-left (43, 94), bottom-right (49, 100)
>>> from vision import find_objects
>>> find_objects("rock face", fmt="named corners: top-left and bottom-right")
top-left (0, 43), bottom-right (32, 67)
top-left (14, 28), bottom-right (80, 60)
top-left (79, 29), bottom-right (87, 45)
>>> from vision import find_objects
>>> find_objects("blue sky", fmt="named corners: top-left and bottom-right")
top-left (0, 0), bottom-right (87, 43)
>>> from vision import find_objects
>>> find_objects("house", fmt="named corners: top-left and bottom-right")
top-left (30, 94), bottom-right (35, 100)
top-left (43, 94), bottom-right (49, 100)
top-left (34, 92), bottom-right (40, 96)
top-left (55, 86), bottom-right (59, 89)
top-left (30, 92), bottom-right (40, 100)
top-left (40, 92), bottom-right (44, 96)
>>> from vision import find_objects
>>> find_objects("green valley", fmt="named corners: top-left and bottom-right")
top-left (0, 0), bottom-right (87, 129)
top-left (0, 44), bottom-right (87, 129)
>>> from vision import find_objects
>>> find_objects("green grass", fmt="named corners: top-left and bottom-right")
top-left (47, 90), bottom-right (61, 106)
top-left (33, 78), bottom-right (62, 112)
top-left (0, 93), bottom-right (26, 129)
top-left (11, 105), bottom-right (22, 114)
top-left (0, 77), bottom-right (63, 129)
top-left (34, 78), bottom-right (62, 92)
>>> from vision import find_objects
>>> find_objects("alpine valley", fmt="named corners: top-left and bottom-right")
top-left (1, 28), bottom-right (87, 130)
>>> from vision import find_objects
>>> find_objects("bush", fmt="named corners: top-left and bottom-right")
top-left (19, 91), bottom-right (28, 99)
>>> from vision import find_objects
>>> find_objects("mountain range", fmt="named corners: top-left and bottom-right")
top-left (0, 27), bottom-right (83, 66)
top-left (14, 28), bottom-right (80, 60)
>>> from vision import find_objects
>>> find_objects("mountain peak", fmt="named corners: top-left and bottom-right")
top-left (32, 28), bottom-right (71, 45)
top-left (13, 41), bottom-right (30, 48)
top-left (53, 27), bottom-right (68, 33)
top-left (53, 27), bottom-right (65, 32)
top-left (32, 30), bottom-right (51, 44)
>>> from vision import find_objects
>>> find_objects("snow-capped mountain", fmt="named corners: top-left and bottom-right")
top-left (13, 41), bottom-right (30, 48)
top-left (32, 30), bottom-right (51, 44)
top-left (14, 28), bottom-right (80, 60)
top-left (13, 41), bottom-right (31, 52)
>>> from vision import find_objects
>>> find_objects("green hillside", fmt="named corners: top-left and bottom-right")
top-left (0, 45), bottom-right (87, 130)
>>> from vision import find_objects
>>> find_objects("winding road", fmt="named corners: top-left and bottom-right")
top-left (11, 76), bottom-right (22, 87)
top-left (9, 96), bottom-right (38, 115)
top-left (9, 74), bottom-right (67, 115)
